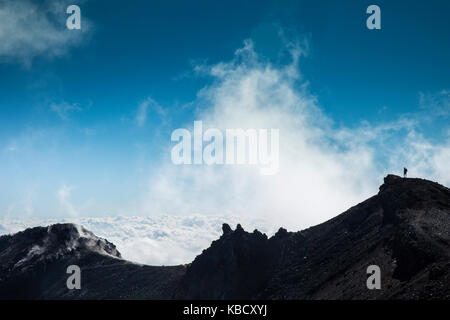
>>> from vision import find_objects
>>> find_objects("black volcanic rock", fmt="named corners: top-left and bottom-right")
top-left (222, 223), bottom-right (232, 235)
top-left (174, 175), bottom-right (449, 300)
top-left (0, 175), bottom-right (449, 300)
top-left (0, 224), bottom-right (185, 299)
top-left (174, 224), bottom-right (278, 299)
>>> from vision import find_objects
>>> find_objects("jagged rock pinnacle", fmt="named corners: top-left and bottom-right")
top-left (222, 223), bottom-right (232, 235)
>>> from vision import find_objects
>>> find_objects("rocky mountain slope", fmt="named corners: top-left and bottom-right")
top-left (0, 175), bottom-right (449, 299)
top-left (0, 223), bottom-right (185, 299)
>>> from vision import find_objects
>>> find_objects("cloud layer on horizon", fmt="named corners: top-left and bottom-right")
top-left (0, 215), bottom-right (275, 265)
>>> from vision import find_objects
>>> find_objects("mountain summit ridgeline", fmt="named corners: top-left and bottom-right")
top-left (1, 175), bottom-right (449, 299)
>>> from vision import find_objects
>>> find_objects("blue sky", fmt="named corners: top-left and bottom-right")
top-left (0, 0), bottom-right (449, 224)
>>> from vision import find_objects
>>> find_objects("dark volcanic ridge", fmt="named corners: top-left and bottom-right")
top-left (0, 175), bottom-right (449, 300)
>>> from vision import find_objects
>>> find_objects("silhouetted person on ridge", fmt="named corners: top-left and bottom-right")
top-left (403, 167), bottom-right (408, 178)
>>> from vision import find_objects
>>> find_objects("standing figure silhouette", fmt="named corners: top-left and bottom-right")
top-left (403, 167), bottom-right (408, 178)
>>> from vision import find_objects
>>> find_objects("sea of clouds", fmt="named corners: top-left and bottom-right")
top-left (0, 215), bottom-right (276, 265)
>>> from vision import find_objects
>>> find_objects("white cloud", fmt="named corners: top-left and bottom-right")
top-left (136, 101), bottom-right (148, 127)
top-left (57, 185), bottom-right (79, 217)
top-left (136, 97), bottom-right (166, 127)
top-left (142, 40), bottom-right (450, 231)
top-left (388, 132), bottom-right (450, 186)
top-left (0, 0), bottom-right (90, 65)
top-left (50, 102), bottom-right (82, 120)
top-left (419, 90), bottom-right (450, 118)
